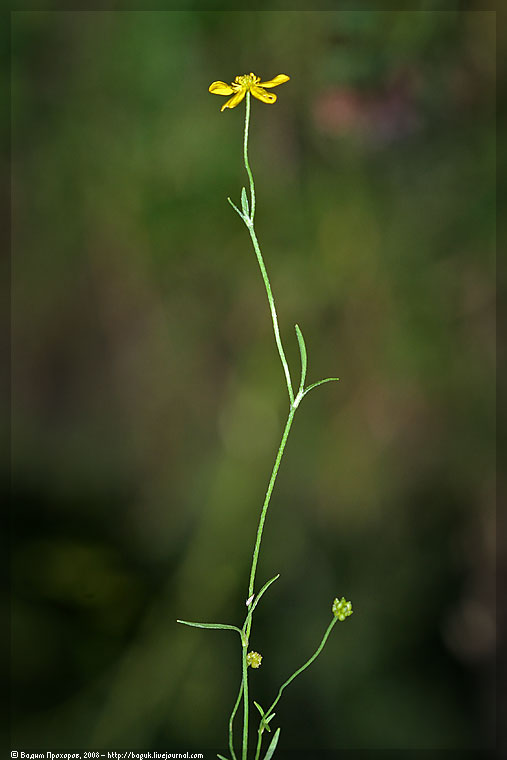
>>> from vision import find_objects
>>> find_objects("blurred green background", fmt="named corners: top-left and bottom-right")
top-left (11, 9), bottom-right (495, 756)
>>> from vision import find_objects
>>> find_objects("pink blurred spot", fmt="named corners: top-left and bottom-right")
top-left (313, 81), bottom-right (422, 145)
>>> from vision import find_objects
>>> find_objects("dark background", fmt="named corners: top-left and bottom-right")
top-left (11, 9), bottom-right (495, 756)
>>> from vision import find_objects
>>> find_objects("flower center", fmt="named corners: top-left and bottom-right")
top-left (235, 73), bottom-right (260, 90)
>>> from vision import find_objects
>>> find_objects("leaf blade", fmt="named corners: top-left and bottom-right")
top-left (294, 324), bottom-right (307, 393)
top-left (228, 196), bottom-right (246, 222)
top-left (176, 620), bottom-right (242, 637)
top-left (253, 701), bottom-right (265, 717)
top-left (250, 573), bottom-right (280, 614)
top-left (241, 187), bottom-right (250, 217)
top-left (263, 727), bottom-right (281, 760)
top-left (302, 377), bottom-right (339, 398)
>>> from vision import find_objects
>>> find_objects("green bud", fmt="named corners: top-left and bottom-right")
top-left (332, 597), bottom-right (353, 621)
top-left (246, 651), bottom-right (263, 668)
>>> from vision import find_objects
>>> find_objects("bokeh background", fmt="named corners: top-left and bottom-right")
top-left (11, 9), bottom-right (495, 756)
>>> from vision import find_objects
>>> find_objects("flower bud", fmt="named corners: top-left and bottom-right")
top-left (246, 651), bottom-right (263, 668)
top-left (332, 597), bottom-right (353, 621)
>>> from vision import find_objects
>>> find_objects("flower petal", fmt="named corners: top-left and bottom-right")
top-left (209, 80), bottom-right (235, 95)
top-left (258, 74), bottom-right (290, 88)
top-left (221, 89), bottom-right (246, 111)
top-left (250, 85), bottom-right (277, 105)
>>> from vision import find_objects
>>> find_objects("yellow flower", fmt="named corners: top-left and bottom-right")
top-left (209, 72), bottom-right (290, 112)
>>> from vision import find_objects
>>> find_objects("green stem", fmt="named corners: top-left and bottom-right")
top-left (247, 405), bottom-right (296, 599)
top-left (240, 92), bottom-right (299, 760)
top-left (254, 730), bottom-right (263, 760)
top-left (243, 92), bottom-right (294, 406)
top-left (228, 680), bottom-right (243, 760)
top-left (244, 92), bottom-right (256, 220)
top-left (264, 617), bottom-right (338, 719)
top-left (247, 224), bottom-right (295, 406)
top-left (241, 645), bottom-right (249, 760)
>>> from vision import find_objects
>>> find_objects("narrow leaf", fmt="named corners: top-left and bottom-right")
top-left (263, 727), bottom-right (281, 760)
top-left (176, 620), bottom-right (242, 637)
top-left (244, 575), bottom-right (276, 633)
top-left (294, 324), bottom-right (307, 393)
top-left (250, 574), bottom-right (280, 614)
top-left (302, 377), bottom-right (340, 398)
top-left (217, 754), bottom-right (230, 760)
top-left (241, 187), bottom-right (250, 217)
top-left (260, 709), bottom-right (276, 733)
top-left (227, 196), bottom-right (246, 222)
top-left (253, 701), bottom-right (265, 717)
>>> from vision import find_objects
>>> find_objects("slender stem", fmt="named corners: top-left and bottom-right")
top-left (237, 93), bottom-right (300, 760)
top-left (247, 406), bottom-right (296, 598)
top-left (247, 224), bottom-right (295, 406)
top-left (265, 617), bottom-right (338, 719)
top-left (228, 680), bottom-right (243, 760)
top-left (241, 645), bottom-right (249, 760)
top-left (242, 92), bottom-right (294, 406)
top-left (254, 730), bottom-right (263, 760)
top-left (244, 92), bottom-right (255, 219)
